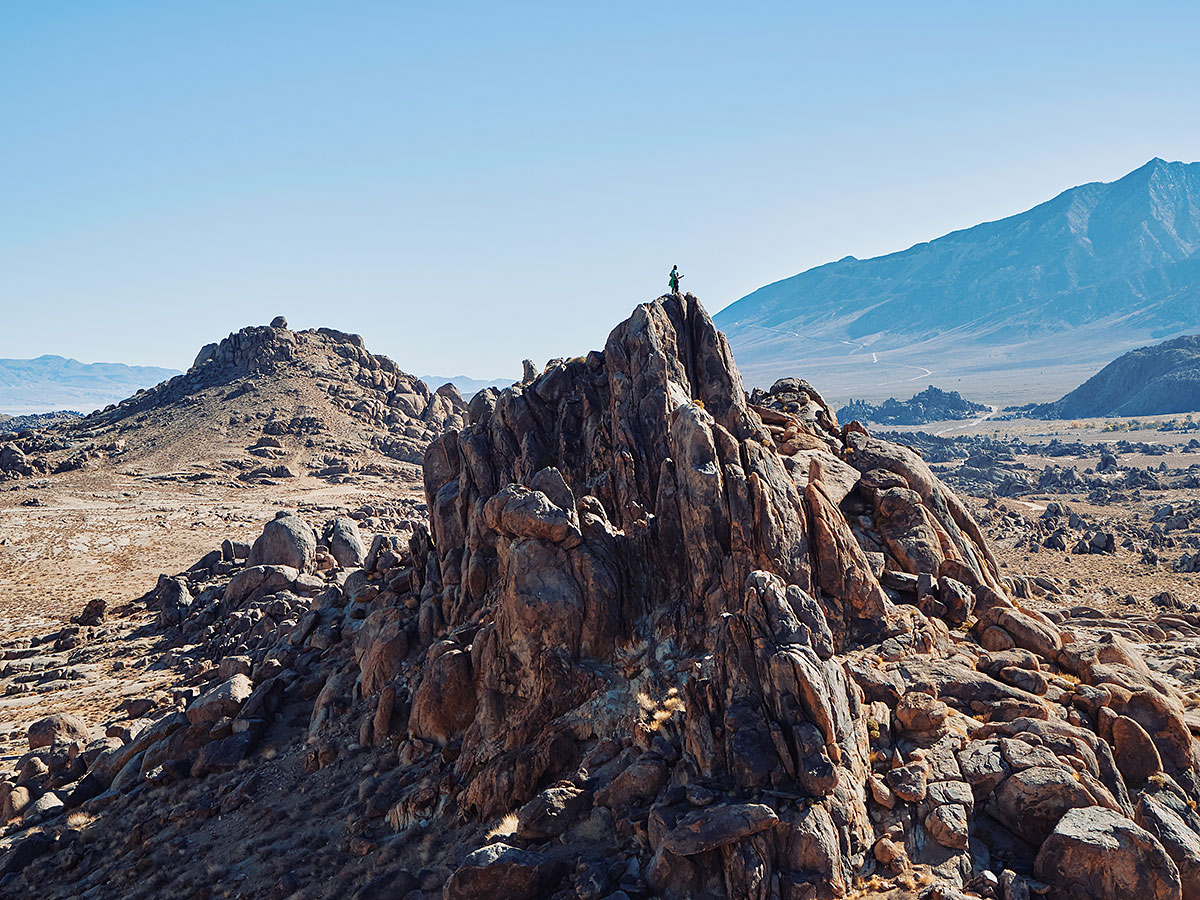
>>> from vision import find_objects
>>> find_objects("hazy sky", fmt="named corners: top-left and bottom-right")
top-left (3, 2), bottom-right (1199, 379)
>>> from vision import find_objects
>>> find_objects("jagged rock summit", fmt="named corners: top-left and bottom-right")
top-left (412, 293), bottom-right (1200, 897)
top-left (2, 318), bottom-right (468, 481)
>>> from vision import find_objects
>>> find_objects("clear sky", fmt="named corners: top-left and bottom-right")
top-left (3, 1), bottom-right (1199, 379)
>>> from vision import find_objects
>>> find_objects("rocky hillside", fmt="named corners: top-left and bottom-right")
top-left (716, 158), bottom-right (1200, 400)
top-left (0, 317), bottom-right (468, 484)
top-left (838, 386), bottom-right (989, 426)
top-left (0, 355), bottom-right (179, 416)
top-left (1031, 334), bottom-right (1200, 418)
top-left (4, 294), bottom-right (1200, 900)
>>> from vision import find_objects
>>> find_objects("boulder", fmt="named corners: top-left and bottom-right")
top-left (515, 784), bottom-right (590, 840)
top-left (186, 674), bottom-right (253, 726)
top-left (248, 513), bottom-right (317, 572)
top-left (994, 764), bottom-right (1096, 846)
top-left (28, 713), bottom-right (89, 750)
top-left (444, 843), bottom-right (565, 900)
top-left (1113, 714), bottom-right (1163, 786)
top-left (660, 803), bottom-right (780, 856)
top-left (925, 802), bottom-right (970, 849)
top-left (1035, 806), bottom-right (1182, 900)
top-left (325, 516), bottom-right (367, 568)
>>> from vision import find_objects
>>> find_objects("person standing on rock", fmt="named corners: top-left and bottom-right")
top-left (669, 265), bottom-right (683, 294)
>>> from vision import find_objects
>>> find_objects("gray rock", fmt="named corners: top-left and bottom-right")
top-left (186, 674), bottom-right (253, 726)
top-left (325, 516), bottom-right (366, 568)
top-left (248, 514), bottom-right (317, 572)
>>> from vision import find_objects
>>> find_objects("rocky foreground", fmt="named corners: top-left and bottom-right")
top-left (3, 295), bottom-right (1200, 900)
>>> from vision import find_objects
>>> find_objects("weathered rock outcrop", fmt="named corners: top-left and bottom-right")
top-left (409, 294), bottom-right (1200, 898)
top-left (7, 293), bottom-right (1200, 900)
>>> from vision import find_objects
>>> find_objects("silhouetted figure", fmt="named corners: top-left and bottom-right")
top-left (669, 265), bottom-right (682, 293)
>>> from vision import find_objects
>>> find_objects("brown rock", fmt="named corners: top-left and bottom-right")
top-left (594, 754), bottom-right (668, 809)
top-left (28, 713), bottom-right (90, 750)
top-left (895, 691), bottom-right (949, 734)
top-left (408, 644), bottom-right (475, 746)
top-left (1035, 806), bottom-right (1182, 900)
top-left (660, 803), bottom-right (780, 856)
top-left (1113, 714), bottom-right (1163, 786)
top-left (444, 843), bottom-right (565, 900)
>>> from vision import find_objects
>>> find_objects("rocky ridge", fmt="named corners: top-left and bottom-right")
top-left (0, 318), bottom-right (468, 485)
top-left (838, 388), bottom-right (990, 427)
top-left (2, 295), bottom-right (1200, 900)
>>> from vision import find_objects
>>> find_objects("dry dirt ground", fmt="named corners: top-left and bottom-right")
top-left (0, 465), bottom-right (422, 766)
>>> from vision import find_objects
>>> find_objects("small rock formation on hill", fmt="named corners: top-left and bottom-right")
top-left (4, 295), bottom-right (1200, 900)
top-left (838, 386), bottom-right (989, 426)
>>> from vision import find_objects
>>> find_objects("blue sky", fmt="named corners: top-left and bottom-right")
top-left (3, 1), bottom-right (1199, 378)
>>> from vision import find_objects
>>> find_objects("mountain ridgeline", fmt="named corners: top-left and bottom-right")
top-left (716, 158), bottom-right (1200, 401)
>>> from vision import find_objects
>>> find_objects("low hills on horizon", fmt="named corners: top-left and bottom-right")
top-left (0, 355), bottom-right (180, 416)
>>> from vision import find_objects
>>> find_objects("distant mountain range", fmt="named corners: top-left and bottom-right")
top-left (716, 158), bottom-right (1200, 405)
top-left (0, 355), bottom-right (180, 415)
top-left (1030, 334), bottom-right (1200, 418)
top-left (420, 375), bottom-right (514, 398)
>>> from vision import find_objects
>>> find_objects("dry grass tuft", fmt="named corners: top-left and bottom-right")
top-left (485, 811), bottom-right (520, 840)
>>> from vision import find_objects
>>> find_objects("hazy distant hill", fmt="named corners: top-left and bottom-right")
top-left (420, 374), bottom-right (514, 397)
top-left (1030, 334), bottom-right (1200, 418)
top-left (716, 158), bottom-right (1200, 404)
top-left (0, 355), bottom-right (180, 415)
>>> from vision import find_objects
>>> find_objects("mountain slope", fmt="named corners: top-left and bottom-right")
top-left (716, 158), bottom-right (1200, 402)
top-left (1031, 334), bottom-right (1200, 418)
top-left (0, 355), bottom-right (180, 415)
